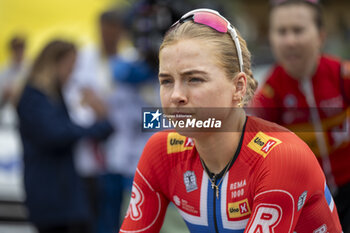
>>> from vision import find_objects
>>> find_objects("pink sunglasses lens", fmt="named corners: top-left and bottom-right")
top-left (193, 12), bottom-right (228, 33)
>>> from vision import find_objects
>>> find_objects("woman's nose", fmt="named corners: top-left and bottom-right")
top-left (170, 82), bottom-right (188, 106)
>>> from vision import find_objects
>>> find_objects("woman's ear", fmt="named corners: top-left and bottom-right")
top-left (232, 72), bottom-right (247, 102)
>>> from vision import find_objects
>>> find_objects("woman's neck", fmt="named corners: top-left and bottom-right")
top-left (194, 110), bottom-right (246, 174)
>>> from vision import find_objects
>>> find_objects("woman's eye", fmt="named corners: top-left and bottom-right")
top-left (189, 77), bottom-right (203, 83)
top-left (160, 79), bottom-right (172, 85)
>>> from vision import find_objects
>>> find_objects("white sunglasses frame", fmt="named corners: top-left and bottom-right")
top-left (174, 8), bottom-right (244, 72)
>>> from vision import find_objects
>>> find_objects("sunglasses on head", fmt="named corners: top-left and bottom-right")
top-left (171, 8), bottom-right (244, 72)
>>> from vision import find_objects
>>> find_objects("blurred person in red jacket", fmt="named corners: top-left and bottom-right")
top-left (252, 1), bottom-right (350, 231)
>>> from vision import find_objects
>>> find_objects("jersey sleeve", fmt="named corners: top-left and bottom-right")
top-left (244, 134), bottom-right (341, 233)
top-left (120, 132), bottom-right (170, 233)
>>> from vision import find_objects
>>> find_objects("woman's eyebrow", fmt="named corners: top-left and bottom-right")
top-left (158, 73), bottom-right (172, 78)
top-left (180, 70), bottom-right (207, 76)
top-left (158, 70), bottom-right (208, 78)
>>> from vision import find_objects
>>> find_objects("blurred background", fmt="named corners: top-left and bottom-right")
top-left (1, 0), bottom-right (349, 69)
top-left (0, 0), bottom-right (349, 232)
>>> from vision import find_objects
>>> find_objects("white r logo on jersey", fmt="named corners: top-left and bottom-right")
top-left (313, 224), bottom-right (327, 233)
top-left (247, 204), bottom-right (282, 233)
top-left (127, 182), bottom-right (144, 221)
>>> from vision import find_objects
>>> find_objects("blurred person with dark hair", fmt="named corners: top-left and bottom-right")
top-left (17, 40), bottom-right (113, 233)
top-left (0, 35), bottom-right (29, 124)
top-left (252, 1), bottom-right (350, 231)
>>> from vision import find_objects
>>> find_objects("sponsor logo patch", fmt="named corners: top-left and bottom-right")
top-left (297, 191), bottom-right (308, 211)
top-left (167, 133), bottom-right (194, 154)
top-left (183, 171), bottom-right (198, 193)
top-left (313, 224), bottom-right (327, 233)
top-left (228, 198), bottom-right (251, 218)
top-left (247, 132), bottom-right (282, 158)
top-left (173, 195), bottom-right (181, 206)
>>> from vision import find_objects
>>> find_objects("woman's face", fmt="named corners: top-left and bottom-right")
top-left (269, 4), bottom-right (323, 79)
top-left (57, 51), bottom-right (77, 85)
top-left (159, 39), bottom-right (238, 110)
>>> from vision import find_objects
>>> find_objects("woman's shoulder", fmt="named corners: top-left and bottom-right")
top-left (17, 85), bottom-right (47, 110)
top-left (246, 116), bottom-right (290, 134)
top-left (245, 116), bottom-right (313, 158)
top-left (146, 130), bottom-right (172, 145)
top-left (245, 118), bottom-right (323, 187)
top-left (142, 130), bottom-right (172, 157)
top-left (19, 85), bottom-right (46, 103)
top-left (140, 130), bottom-right (196, 170)
top-left (137, 130), bottom-right (193, 186)
top-left (265, 64), bottom-right (291, 84)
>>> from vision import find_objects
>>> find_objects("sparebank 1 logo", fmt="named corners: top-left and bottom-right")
top-left (143, 109), bottom-right (162, 129)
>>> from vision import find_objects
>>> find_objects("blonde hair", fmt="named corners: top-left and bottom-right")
top-left (160, 21), bottom-right (258, 105)
top-left (27, 40), bottom-right (76, 99)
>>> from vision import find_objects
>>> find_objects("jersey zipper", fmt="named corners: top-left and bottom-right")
top-left (212, 176), bottom-right (219, 233)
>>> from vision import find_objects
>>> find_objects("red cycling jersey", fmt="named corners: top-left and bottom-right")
top-left (120, 116), bottom-right (342, 233)
top-left (252, 55), bottom-right (350, 188)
